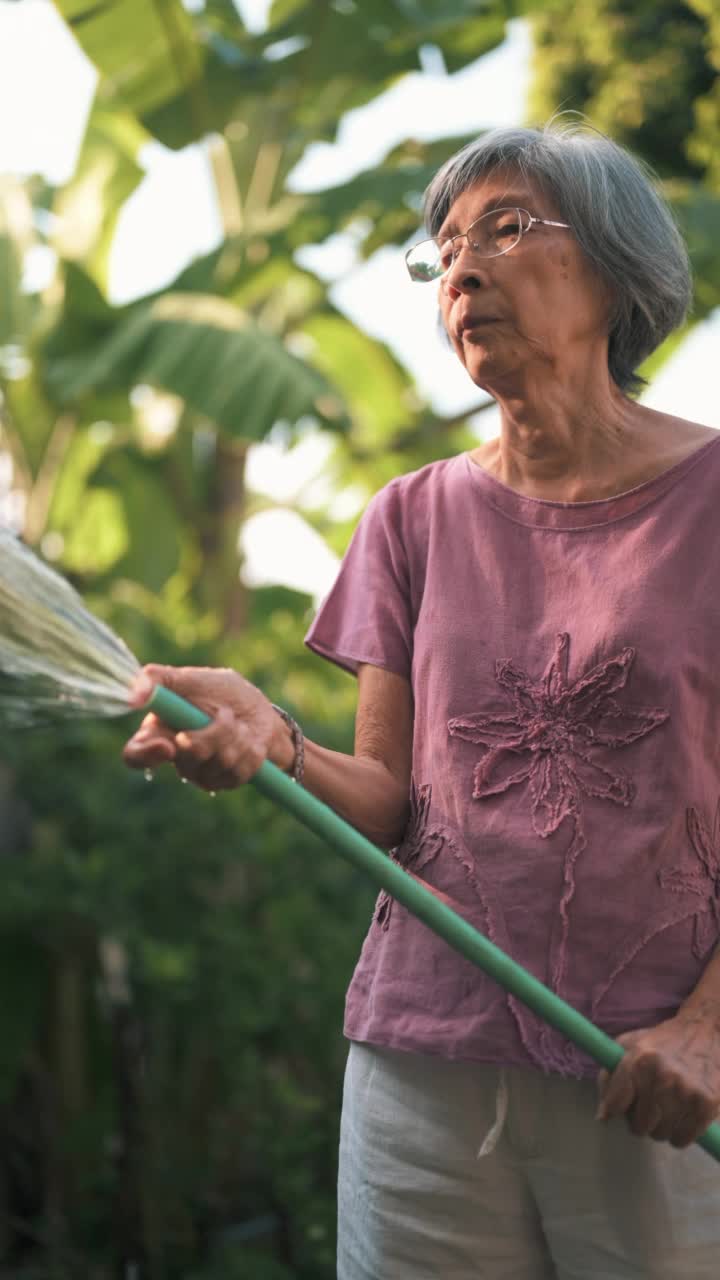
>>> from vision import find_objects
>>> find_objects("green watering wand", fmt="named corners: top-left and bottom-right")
top-left (148, 683), bottom-right (720, 1163)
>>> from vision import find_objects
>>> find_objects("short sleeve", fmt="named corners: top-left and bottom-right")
top-left (304, 480), bottom-right (412, 679)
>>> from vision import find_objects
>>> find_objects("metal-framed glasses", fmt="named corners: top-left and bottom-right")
top-left (405, 207), bottom-right (571, 282)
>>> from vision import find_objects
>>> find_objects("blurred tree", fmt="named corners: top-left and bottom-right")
top-left (0, 2), bottom-right (506, 1275)
top-left (529, 0), bottom-right (720, 335)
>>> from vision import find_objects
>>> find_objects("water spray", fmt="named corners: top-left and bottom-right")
top-left (2, 525), bottom-right (720, 1162)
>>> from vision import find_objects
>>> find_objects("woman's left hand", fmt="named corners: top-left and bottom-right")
top-left (596, 1000), bottom-right (720, 1147)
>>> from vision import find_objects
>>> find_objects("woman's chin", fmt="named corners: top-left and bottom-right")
top-left (461, 352), bottom-right (505, 391)
top-left (461, 346), bottom-right (522, 391)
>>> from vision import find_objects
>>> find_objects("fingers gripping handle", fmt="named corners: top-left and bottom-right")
top-left (146, 683), bottom-right (720, 1164)
top-left (148, 684), bottom-right (212, 731)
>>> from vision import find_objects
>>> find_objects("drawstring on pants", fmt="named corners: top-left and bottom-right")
top-left (477, 1069), bottom-right (508, 1158)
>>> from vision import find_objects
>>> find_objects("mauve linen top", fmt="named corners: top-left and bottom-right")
top-left (304, 436), bottom-right (720, 1077)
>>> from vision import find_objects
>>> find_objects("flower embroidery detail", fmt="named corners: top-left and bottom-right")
top-left (448, 633), bottom-right (667, 826)
top-left (658, 799), bottom-right (720, 960)
top-left (448, 633), bottom-right (669, 991)
top-left (374, 780), bottom-right (589, 1077)
top-left (375, 781), bottom-right (445, 930)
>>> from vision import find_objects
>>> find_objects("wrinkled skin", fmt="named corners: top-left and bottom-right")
top-left (124, 664), bottom-right (293, 791)
top-left (595, 1000), bottom-right (720, 1147)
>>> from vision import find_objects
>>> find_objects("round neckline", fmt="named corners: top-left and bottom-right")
top-left (461, 433), bottom-right (720, 531)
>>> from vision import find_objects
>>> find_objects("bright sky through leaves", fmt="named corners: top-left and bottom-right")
top-left (0, 0), bottom-right (716, 600)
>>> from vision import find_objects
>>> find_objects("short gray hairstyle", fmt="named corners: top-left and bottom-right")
top-left (424, 121), bottom-right (692, 394)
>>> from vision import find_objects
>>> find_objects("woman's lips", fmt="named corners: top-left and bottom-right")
top-left (459, 318), bottom-right (499, 338)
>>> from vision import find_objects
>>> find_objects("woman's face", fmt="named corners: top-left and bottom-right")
top-left (436, 171), bottom-right (613, 392)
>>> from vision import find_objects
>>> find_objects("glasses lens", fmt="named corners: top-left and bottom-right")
top-left (405, 240), bottom-right (442, 282)
top-left (468, 208), bottom-right (524, 258)
top-left (406, 209), bottom-right (526, 281)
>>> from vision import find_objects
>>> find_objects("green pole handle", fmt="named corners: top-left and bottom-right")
top-left (148, 683), bottom-right (720, 1163)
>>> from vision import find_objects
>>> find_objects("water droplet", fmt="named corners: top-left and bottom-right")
top-left (180, 776), bottom-right (188, 785)
top-left (143, 768), bottom-right (154, 783)
top-left (208, 790), bottom-right (216, 798)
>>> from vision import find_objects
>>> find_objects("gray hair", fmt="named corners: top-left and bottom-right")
top-left (423, 121), bottom-right (692, 394)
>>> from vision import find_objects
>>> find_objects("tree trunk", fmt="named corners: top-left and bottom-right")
top-left (200, 436), bottom-right (249, 635)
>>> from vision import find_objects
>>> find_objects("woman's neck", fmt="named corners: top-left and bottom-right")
top-left (469, 376), bottom-right (707, 502)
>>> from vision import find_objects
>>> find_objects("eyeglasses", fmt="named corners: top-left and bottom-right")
top-left (405, 207), bottom-right (571, 282)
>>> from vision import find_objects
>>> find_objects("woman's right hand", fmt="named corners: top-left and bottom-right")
top-left (123, 664), bottom-right (294, 792)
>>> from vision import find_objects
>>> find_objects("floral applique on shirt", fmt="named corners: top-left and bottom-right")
top-left (659, 798), bottom-right (720, 960)
top-left (375, 780), bottom-right (488, 933)
top-left (377, 784), bottom-right (590, 1077)
top-left (592, 800), bottom-right (720, 1022)
top-left (375, 781), bottom-right (442, 930)
top-left (448, 633), bottom-right (669, 992)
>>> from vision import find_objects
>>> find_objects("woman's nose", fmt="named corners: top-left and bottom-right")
top-left (443, 246), bottom-right (485, 295)
top-left (443, 265), bottom-right (483, 297)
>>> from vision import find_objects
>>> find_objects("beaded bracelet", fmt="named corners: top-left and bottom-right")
top-left (271, 704), bottom-right (305, 785)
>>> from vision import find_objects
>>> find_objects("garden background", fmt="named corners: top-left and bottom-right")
top-left (0, 0), bottom-right (718, 1275)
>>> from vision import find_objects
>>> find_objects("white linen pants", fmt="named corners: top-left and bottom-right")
top-left (337, 1042), bottom-right (720, 1279)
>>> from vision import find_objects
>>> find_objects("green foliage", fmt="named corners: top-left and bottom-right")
top-left (529, 0), bottom-right (715, 180)
top-left (300, 311), bottom-right (414, 445)
top-left (668, 182), bottom-right (720, 317)
top-left (3, 0), bottom-right (472, 1255)
top-left (289, 133), bottom-right (476, 256)
top-left (1, 609), bottom-right (365, 1277)
top-left (53, 0), bottom-right (206, 122)
top-left (45, 288), bottom-right (350, 438)
top-left (529, 0), bottom-right (720, 350)
top-left (0, 182), bottom-right (33, 348)
top-left (53, 106), bottom-right (146, 293)
top-left (53, 0), bottom-right (508, 152)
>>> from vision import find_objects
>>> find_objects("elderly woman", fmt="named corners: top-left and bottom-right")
top-left (125, 122), bottom-right (720, 1278)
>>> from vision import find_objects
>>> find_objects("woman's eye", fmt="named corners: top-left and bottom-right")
top-left (493, 221), bottom-right (520, 238)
